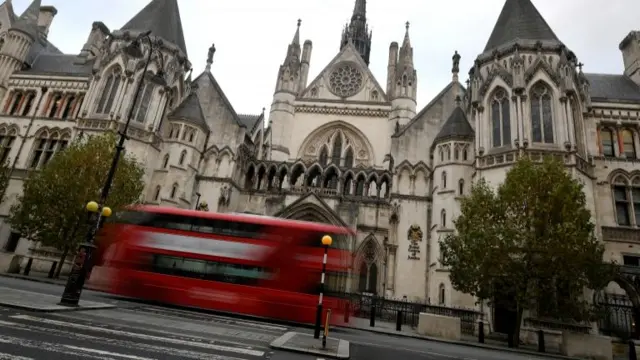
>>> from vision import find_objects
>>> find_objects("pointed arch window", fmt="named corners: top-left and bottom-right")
top-left (61, 95), bottom-right (76, 119)
top-left (153, 186), bottom-right (161, 201)
top-left (319, 146), bottom-right (328, 166)
top-left (438, 283), bottom-right (445, 305)
top-left (133, 82), bottom-right (155, 123)
top-left (96, 67), bottom-right (121, 114)
top-left (458, 179), bottom-right (464, 195)
top-left (344, 148), bottom-right (354, 168)
top-left (179, 150), bottom-right (187, 165)
top-left (613, 175), bottom-right (640, 226)
top-left (29, 131), bottom-right (70, 169)
top-left (491, 88), bottom-right (511, 148)
top-left (600, 128), bottom-right (615, 157)
top-left (0, 128), bottom-right (17, 164)
top-left (441, 209), bottom-right (447, 227)
top-left (441, 171), bottom-right (447, 189)
top-left (530, 83), bottom-right (554, 144)
top-left (162, 154), bottom-right (169, 168)
top-left (331, 133), bottom-right (343, 165)
top-left (170, 183), bottom-right (179, 199)
top-left (48, 93), bottom-right (63, 118)
top-left (622, 129), bottom-right (636, 159)
top-left (358, 240), bottom-right (379, 294)
top-left (21, 93), bottom-right (36, 117)
top-left (7, 92), bottom-right (23, 115)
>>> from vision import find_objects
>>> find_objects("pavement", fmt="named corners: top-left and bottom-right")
top-left (0, 274), bottom-right (585, 360)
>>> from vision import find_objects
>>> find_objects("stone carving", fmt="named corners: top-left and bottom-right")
top-left (328, 62), bottom-right (363, 98)
top-left (282, 174), bottom-right (289, 189)
top-left (294, 175), bottom-right (303, 187)
top-left (407, 224), bottom-right (423, 260)
top-left (368, 182), bottom-right (377, 197)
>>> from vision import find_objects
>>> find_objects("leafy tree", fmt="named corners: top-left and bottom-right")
top-left (440, 156), bottom-right (613, 346)
top-left (8, 133), bottom-right (145, 277)
top-left (0, 158), bottom-right (11, 204)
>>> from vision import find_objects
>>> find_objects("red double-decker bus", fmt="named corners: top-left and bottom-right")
top-left (88, 205), bottom-right (354, 326)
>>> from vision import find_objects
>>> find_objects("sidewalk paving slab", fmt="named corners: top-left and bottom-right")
top-left (0, 287), bottom-right (115, 312)
top-left (270, 331), bottom-right (349, 359)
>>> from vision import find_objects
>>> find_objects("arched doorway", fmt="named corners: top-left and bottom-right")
top-left (595, 275), bottom-right (640, 340)
top-left (356, 237), bottom-right (380, 295)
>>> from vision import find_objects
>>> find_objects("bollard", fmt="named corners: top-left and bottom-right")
top-left (478, 320), bottom-right (485, 343)
top-left (48, 261), bottom-right (57, 279)
top-left (396, 310), bottom-right (402, 331)
top-left (322, 309), bottom-right (331, 349)
top-left (343, 301), bottom-right (350, 323)
top-left (23, 258), bottom-right (33, 276)
top-left (369, 306), bottom-right (376, 327)
top-left (630, 340), bottom-right (638, 360)
top-left (537, 329), bottom-right (545, 353)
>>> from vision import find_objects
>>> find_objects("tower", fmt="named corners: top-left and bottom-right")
top-left (268, 20), bottom-right (309, 162)
top-left (620, 31), bottom-right (640, 85)
top-left (387, 22), bottom-right (417, 134)
top-left (0, 0), bottom-right (41, 99)
top-left (340, 0), bottom-right (372, 66)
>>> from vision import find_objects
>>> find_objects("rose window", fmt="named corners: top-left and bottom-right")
top-left (329, 63), bottom-right (364, 98)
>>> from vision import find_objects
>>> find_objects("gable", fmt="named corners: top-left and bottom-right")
top-left (299, 43), bottom-right (388, 104)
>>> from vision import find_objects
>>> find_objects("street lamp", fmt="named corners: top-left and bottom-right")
top-left (60, 30), bottom-right (166, 306)
top-left (195, 192), bottom-right (202, 210)
top-left (314, 235), bottom-right (333, 339)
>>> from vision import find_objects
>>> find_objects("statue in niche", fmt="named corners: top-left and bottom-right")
top-left (368, 182), bottom-right (377, 197)
top-left (273, 177), bottom-right (280, 190)
top-left (345, 178), bottom-right (352, 195)
top-left (282, 174), bottom-right (289, 189)
top-left (294, 175), bottom-right (303, 187)
top-left (379, 184), bottom-right (386, 198)
top-left (311, 176), bottom-right (318, 187)
top-left (407, 224), bottom-right (423, 260)
top-left (350, 180), bottom-right (356, 195)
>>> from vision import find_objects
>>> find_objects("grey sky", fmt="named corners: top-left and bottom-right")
top-left (13, 0), bottom-right (640, 115)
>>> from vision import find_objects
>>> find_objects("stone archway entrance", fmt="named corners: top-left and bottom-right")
top-left (595, 270), bottom-right (640, 340)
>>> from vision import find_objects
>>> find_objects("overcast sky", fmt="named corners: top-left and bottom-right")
top-left (12, 0), bottom-right (640, 115)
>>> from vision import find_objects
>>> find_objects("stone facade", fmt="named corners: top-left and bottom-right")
top-left (0, 0), bottom-right (638, 329)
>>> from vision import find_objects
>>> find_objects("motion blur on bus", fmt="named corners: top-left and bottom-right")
top-left (88, 205), bottom-right (355, 326)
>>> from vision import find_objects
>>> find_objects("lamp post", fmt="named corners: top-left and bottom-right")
top-left (314, 235), bottom-right (333, 339)
top-left (60, 30), bottom-right (166, 306)
top-left (195, 192), bottom-right (201, 210)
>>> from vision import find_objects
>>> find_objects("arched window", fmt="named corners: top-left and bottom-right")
top-left (170, 183), bottom-right (179, 199)
top-left (153, 186), bottom-right (161, 201)
top-left (438, 283), bottom-right (445, 305)
top-left (613, 175), bottom-right (640, 226)
top-left (441, 171), bottom-right (447, 189)
top-left (344, 148), bottom-right (354, 168)
top-left (133, 82), bottom-right (155, 123)
top-left (21, 93), bottom-right (36, 117)
top-left (0, 127), bottom-right (17, 164)
top-left (441, 209), bottom-right (447, 227)
top-left (358, 240), bottom-right (379, 294)
top-left (29, 131), bottom-right (70, 169)
top-left (319, 147), bottom-right (328, 166)
top-left (622, 129), bottom-right (636, 159)
top-left (454, 147), bottom-right (459, 160)
top-left (162, 154), bottom-right (169, 168)
top-left (600, 128), bottom-right (615, 157)
top-left (462, 148), bottom-right (468, 161)
top-left (61, 96), bottom-right (76, 119)
top-left (179, 150), bottom-right (186, 165)
top-left (331, 134), bottom-right (343, 165)
top-left (530, 83), bottom-right (554, 144)
top-left (490, 88), bottom-right (511, 148)
top-left (7, 92), bottom-right (23, 115)
top-left (458, 179), bottom-right (464, 195)
top-left (96, 67), bottom-right (121, 114)
top-left (48, 93), bottom-right (63, 118)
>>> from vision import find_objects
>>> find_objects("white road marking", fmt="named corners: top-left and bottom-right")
top-left (0, 319), bottom-right (252, 360)
top-left (11, 315), bottom-right (265, 357)
top-left (139, 306), bottom-right (288, 331)
top-left (0, 335), bottom-right (118, 359)
top-left (62, 345), bottom-right (156, 360)
top-left (0, 351), bottom-right (35, 360)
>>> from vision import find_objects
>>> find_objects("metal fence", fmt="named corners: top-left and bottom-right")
top-left (338, 293), bottom-right (482, 335)
top-left (596, 293), bottom-right (635, 340)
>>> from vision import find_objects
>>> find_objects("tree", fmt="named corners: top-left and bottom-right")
top-left (439, 156), bottom-right (613, 346)
top-left (8, 133), bottom-right (145, 277)
top-left (0, 158), bottom-right (11, 204)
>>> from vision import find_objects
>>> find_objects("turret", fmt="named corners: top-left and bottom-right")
top-left (620, 30), bottom-right (640, 85)
top-left (340, 0), bottom-right (372, 66)
top-left (269, 20), bottom-right (306, 161)
top-left (388, 22), bottom-right (417, 134)
top-left (79, 21), bottom-right (110, 59)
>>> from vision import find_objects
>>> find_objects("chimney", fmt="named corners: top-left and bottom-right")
top-left (619, 31), bottom-right (640, 85)
top-left (37, 5), bottom-right (57, 36)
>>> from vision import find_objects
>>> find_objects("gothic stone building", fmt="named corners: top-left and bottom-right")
top-left (0, 0), bottom-right (638, 330)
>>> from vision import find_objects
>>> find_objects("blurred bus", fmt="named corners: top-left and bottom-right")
top-left (88, 205), bottom-right (354, 326)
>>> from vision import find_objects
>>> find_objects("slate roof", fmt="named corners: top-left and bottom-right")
top-left (11, 0), bottom-right (40, 41)
top-left (121, 0), bottom-right (188, 57)
top-left (168, 92), bottom-right (208, 129)
top-left (584, 74), bottom-right (640, 103)
top-left (433, 106), bottom-right (474, 144)
top-left (484, 0), bottom-right (561, 52)
top-left (238, 114), bottom-right (262, 130)
top-left (24, 54), bottom-right (93, 76)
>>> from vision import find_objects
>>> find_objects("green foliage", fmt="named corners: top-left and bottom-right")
top-left (440, 156), bottom-right (613, 325)
top-left (196, 201), bottom-right (209, 211)
top-left (0, 158), bottom-right (11, 204)
top-left (8, 133), bottom-right (145, 251)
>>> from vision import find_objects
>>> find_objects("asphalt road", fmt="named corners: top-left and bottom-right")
top-left (0, 277), bottom-right (564, 360)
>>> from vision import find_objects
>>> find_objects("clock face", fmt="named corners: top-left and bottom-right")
top-left (328, 62), bottom-right (364, 98)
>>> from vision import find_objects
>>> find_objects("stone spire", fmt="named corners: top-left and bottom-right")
top-left (12, 0), bottom-right (41, 39)
top-left (340, 0), bottom-right (372, 65)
